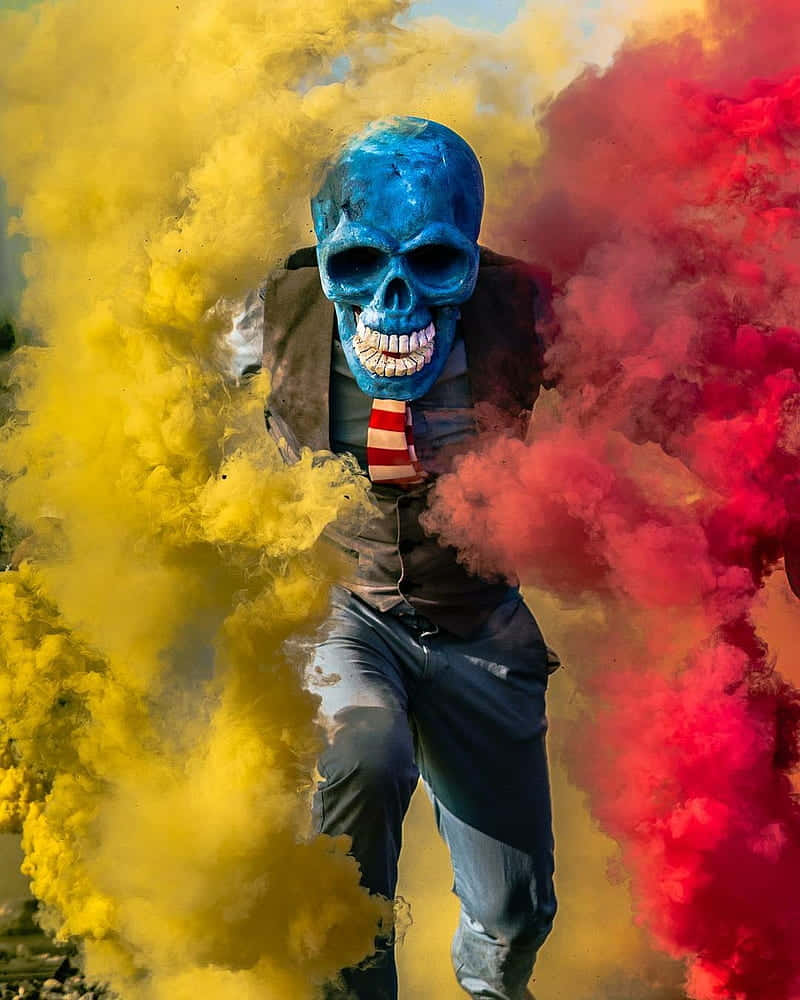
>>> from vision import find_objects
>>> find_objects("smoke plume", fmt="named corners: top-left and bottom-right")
top-left (425, 3), bottom-right (800, 997)
top-left (0, 0), bottom-right (747, 997)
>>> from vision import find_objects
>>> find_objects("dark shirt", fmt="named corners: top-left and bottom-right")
top-left (326, 330), bottom-right (518, 631)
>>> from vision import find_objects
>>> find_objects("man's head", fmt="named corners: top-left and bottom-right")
top-left (311, 117), bottom-right (484, 400)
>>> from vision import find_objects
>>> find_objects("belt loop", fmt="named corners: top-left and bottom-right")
top-left (391, 604), bottom-right (439, 639)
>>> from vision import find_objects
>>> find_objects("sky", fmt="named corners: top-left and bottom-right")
top-left (404, 0), bottom-right (524, 30)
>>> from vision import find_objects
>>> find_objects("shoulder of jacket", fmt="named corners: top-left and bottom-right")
top-left (478, 245), bottom-right (555, 324)
top-left (263, 247), bottom-right (323, 306)
top-left (478, 245), bottom-right (527, 270)
top-left (479, 245), bottom-right (550, 287)
top-left (285, 246), bottom-right (319, 270)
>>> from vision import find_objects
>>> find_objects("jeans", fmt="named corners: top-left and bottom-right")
top-left (310, 587), bottom-right (557, 1000)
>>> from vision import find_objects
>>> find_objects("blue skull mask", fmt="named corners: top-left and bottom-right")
top-left (311, 118), bottom-right (484, 400)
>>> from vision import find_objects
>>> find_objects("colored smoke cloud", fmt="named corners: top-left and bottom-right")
top-left (0, 2), bottom-right (399, 997)
top-left (0, 0), bottom-right (739, 997)
top-left (425, 3), bottom-right (800, 998)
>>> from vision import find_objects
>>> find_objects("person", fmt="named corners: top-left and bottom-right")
top-left (260, 117), bottom-right (560, 1000)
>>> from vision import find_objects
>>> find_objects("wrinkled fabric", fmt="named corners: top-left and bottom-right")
top-left (310, 587), bottom-right (557, 1000)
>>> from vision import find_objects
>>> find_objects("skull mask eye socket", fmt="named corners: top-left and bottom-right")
top-left (406, 243), bottom-right (470, 288)
top-left (326, 246), bottom-right (388, 286)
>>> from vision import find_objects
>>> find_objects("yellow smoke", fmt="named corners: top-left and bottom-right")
top-left (0, 1), bottom-right (397, 996)
top-left (0, 0), bottom-right (711, 997)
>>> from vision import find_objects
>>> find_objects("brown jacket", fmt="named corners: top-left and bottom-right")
top-left (262, 246), bottom-right (550, 636)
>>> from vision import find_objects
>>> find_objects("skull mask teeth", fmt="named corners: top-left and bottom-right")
top-left (311, 117), bottom-right (484, 400)
top-left (353, 311), bottom-right (435, 377)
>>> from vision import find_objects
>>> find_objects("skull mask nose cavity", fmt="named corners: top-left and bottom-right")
top-left (382, 276), bottom-right (412, 312)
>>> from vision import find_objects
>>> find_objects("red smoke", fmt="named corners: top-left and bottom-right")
top-left (426, 3), bottom-right (800, 997)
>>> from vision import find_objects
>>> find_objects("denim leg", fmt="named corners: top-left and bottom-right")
top-left (308, 588), bottom-right (558, 999)
top-left (310, 595), bottom-right (420, 999)
top-left (412, 596), bottom-right (557, 999)
top-left (430, 793), bottom-right (554, 1000)
top-left (314, 705), bottom-right (418, 893)
top-left (315, 709), bottom-right (417, 999)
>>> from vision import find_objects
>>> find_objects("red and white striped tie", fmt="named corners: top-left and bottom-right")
top-left (366, 399), bottom-right (426, 486)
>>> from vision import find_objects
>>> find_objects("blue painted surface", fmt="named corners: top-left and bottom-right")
top-left (311, 118), bottom-right (484, 401)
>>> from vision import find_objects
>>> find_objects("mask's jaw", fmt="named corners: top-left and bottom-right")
top-left (352, 309), bottom-right (435, 377)
top-left (336, 304), bottom-right (459, 400)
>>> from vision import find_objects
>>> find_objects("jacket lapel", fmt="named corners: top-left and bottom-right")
top-left (263, 264), bottom-right (334, 453)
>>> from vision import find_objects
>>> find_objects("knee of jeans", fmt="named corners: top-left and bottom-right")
top-left (462, 884), bottom-right (557, 948)
top-left (321, 706), bottom-right (416, 796)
